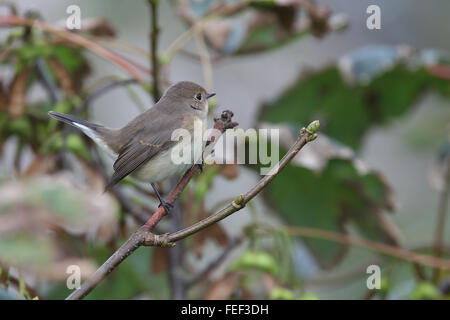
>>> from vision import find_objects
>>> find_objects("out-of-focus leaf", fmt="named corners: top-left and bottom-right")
top-left (66, 133), bottom-right (91, 160)
top-left (51, 45), bottom-right (91, 90)
top-left (189, 204), bottom-right (229, 258)
top-left (0, 80), bottom-right (7, 112)
top-left (77, 18), bottom-right (116, 37)
top-left (47, 58), bottom-right (75, 95)
top-left (0, 165), bottom-right (119, 280)
top-left (259, 64), bottom-right (450, 150)
top-left (178, 0), bottom-right (344, 55)
top-left (204, 272), bottom-right (242, 300)
top-left (298, 293), bottom-right (320, 300)
top-left (7, 117), bottom-right (32, 140)
top-left (15, 42), bottom-right (52, 71)
top-left (410, 282), bottom-right (442, 300)
top-left (262, 158), bottom-right (397, 268)
top-left (151, 246), bottom-right (168, 274)
top-left (231, 251), bottom-right (278, 275)
top-left (219, 163), bottom-right (239, 180)
top-left (268, 287), bottom-right (296, 300)
top-left (8, 69), bottom-right (29, 118)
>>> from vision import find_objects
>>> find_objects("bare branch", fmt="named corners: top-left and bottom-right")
top-left (149, 0), bottom-right (161, 102)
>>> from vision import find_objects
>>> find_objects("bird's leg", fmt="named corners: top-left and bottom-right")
top-left (197, 153), bottom-right (205, 172)
top-left (151, 183), bottom-right (173, 215)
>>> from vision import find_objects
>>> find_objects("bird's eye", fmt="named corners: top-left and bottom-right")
top-left (195, 93), bottom-right (202, 101)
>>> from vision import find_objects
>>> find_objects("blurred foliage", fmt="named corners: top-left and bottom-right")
top-left (0, 0), bottom-right (449, 300)
top-left (263, 158), bottom-right (397, 268)
top-left (177, 0), bottom-right (346, 55)
top-left (259, 64), bottom-right (450, 150)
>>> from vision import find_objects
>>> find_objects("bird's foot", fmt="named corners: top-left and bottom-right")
top-left (197, 162), bottom-right (204, 172)
top-left (158, 200), bottom-right (173, 216)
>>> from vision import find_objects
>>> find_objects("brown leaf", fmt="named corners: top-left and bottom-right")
top-left (151, 247), bottom-right (168, 274)
top-left (0, 80), bottom-right (7, 111)
top-left (8, 69), bottom-right (29, 118)
top-left (24, 155), bottom-right (59, 176)
top-left (219, 164), bottom-right (239, 180)
top-left (47, 58), bottom-right (75, 95)
top-left (204, 272), bottom-right (242, 300)
top-left (191, 205), bottom-right (229, 258)
top-left (79, 18), bottom-right (116, 37)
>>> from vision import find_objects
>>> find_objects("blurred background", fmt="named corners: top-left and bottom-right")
top-left (0, 0), bottom-right (449, 300)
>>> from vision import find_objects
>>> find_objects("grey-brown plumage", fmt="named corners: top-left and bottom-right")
top-left (49, 81), bottom-right (215, 193)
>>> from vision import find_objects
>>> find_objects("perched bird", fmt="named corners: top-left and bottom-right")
top-left (49, 81), bottom-right (216, 214)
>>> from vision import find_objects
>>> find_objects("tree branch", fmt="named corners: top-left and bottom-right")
top-left (66, 116), bottom-right (319, 300)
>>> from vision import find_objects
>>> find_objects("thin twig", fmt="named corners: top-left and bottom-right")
top-left (278, 225), bottom-right (450, 270)
top-left (433, 155), bottom-right (450, 282)
top-left (66, 116), bottom-right (318, 300)
top-left (77, 78), bottom-right (138, 115)
top-left (194, 34), bottom-right (213, 90)
top-left (149, 0), bottom-right (161, 102)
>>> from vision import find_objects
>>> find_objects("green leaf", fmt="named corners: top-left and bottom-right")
top-left (410, 282), bottom-right (442, 300)
top-left (66, 133), bottom-right (91, 160)
top-left (0, 233), bottom-right (55, 268)
top-left (52, 45), bottom-right (85, 74)
top-left (231, 251), bottom-right (278, 275)
top-left (7, 117), bottom-right (32, 139)
top-left (262, 158), bottom-right (397, 268)
top-left (268, 287), bottom-right (296, 300)
top-left (259, 65), bottom-right (450, 150)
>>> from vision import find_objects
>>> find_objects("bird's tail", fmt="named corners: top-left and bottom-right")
top-left (48, 111), bottom-right (118, 157)
top-left (49, 111), bottom-right (102, 130)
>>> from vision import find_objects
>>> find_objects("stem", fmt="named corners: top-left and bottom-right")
top-left (433, 156), bottom-right (450, 282)
top-left (281, 225), bottom-right (450, 270)
top-left (149, 0), bottom-right (161, 102)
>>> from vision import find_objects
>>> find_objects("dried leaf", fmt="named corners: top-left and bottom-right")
top-left (24, 155), bottom-right (59, 176)
top-left (190, 205), bottom-right (229, 258)
top-left (204, 272), bottom-right (242, 300)
top-left (151, 247), bottom-right (168, 274)
top-left (8, 69), bottom-right (29, 118)
top-left (47, 58), bottom-right (75, 95)
top-left (0, 80), bottom-right (7, 111)
top-left (79, 18), bottom-right (116, 37)
top-left (219, 164), bottom-right (239, 180)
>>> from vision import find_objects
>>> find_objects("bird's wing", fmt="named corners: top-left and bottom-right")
top-left (105, 127), bottom-right (177, 190)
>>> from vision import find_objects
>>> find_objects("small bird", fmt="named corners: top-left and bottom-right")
top-left (49, 81), bottom-right (216, 214)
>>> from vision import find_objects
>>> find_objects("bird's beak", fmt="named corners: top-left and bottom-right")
top-left (206, 92), bottom-right (216, 99)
